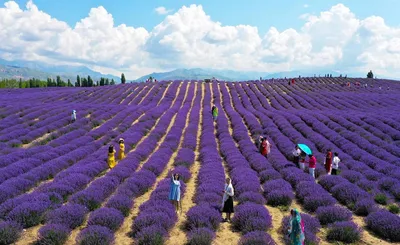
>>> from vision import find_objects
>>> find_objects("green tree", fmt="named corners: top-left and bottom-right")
top-left (367, 70), bottom-right (374, 78)
top-left (67, 79), bottom-right (72, 87)
top-left (56, 76), bottom-right (62, 87)
top-left (110, 79), bottom-right (115, 85)
top-left (121, 73), bottom-right (126, 84)
top-left (76, 75), bottom-right (81, 87)
top-left (81, 78), bottom-right (88, 87)
top-left (87, 75), bottom-right (94, 87)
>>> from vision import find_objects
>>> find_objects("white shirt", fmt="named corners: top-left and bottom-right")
top-left (332, 156), bottom-right (340, 169)
top-left (293, 148), bottom-right (301, 157)
top-left (222, 183), bottom-right (234, 206)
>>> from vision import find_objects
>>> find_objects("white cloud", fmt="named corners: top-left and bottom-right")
top-left (304, 4), bottom-right (309, 8)
top-left (0, 1), bottom-right (400, 79)
top-left (155, 6), bottom-right (173, 15)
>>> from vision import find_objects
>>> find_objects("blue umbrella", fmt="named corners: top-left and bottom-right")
top-left (297, 144), bottom-right (312, 155)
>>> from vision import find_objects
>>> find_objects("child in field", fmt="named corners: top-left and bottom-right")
top-left (107, 145), bottom-right (116, 169)
top-left (299, 151), bottom-right (306, 170)
top-left (118, 138), bottom-right (125, 160)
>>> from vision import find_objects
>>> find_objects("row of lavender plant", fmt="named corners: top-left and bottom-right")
top-left (214, 83), bottom-right (281, 245)
top-left (242, 82), bottom-right (399, 242)
top-left (33, 82), bottom-right (186, 244)
top-left (128, 83), bottom-right (201, 244)
top-left (182, 83), bottom-right (225, 244)
top-left (0, 82), bottom-right (167, 199)
top-left (234, 82), bottom-right (366, 243)
top-left (224, 82), bottom-right (323, 244)
top-left (0, 83), bottom-right (176, 243)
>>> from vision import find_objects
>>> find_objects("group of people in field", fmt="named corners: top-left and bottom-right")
top-left (74, 102), bottom-right (340, 244)
top-left (293, 145), bottom-right (341, 178)
top-left (107, 138), bottom-right (125, 168)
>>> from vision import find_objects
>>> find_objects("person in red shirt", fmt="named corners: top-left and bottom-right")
top-left (324, 150), bottom-right (333, 175)
top-left (308, 154), bottom-right (317, 179)
top-left (292, 79), bottom-right (295, 85)
top-left (260, 138), bottom-right (271, 157)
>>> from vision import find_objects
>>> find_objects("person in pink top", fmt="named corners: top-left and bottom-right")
top-left (308, 154), bottom-right (317, 179)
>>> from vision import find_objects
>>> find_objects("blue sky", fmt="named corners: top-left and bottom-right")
top-left (8, 0), bottom-right (400, 34)
top-left (1, 0), bottom-right (400, 79)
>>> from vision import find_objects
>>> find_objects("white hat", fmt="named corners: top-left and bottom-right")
top-left (72, 110), bottom-right (76, 113)
top-left (119, 138), bottom-right (124, 142)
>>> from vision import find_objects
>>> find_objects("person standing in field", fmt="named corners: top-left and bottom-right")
top-left (212, 105), bottom-right (218, 122)
top-left (308, 154), bottom-right (317, 179)
top-left (256, 135), bottom-right (264, 152)
top-left (292, 145), bottom-right (301, 167)
top-left (299, 151), bottom-right (306, 170)
top-left (118, 138), bottom-right (125, 160)
top-left (222, 177), bottom-right (234, 222)
top-left (260, 138), bottom-right (271, 157)
top-left (324, 150), bottom-right (333, 175)
top-left (71, 110), bottom-right (76, 123)
top-left (331, 152), bottom-right (340, 175)
top-left (107, 145), bottom-right (116, 169)
top-left (169, 171), bottom-right (181, 213)
top-left (288, 209), bottom-right (305, 245)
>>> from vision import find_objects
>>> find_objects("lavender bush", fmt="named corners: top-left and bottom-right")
top-left (326, 221), bottom-right (362, 243)
top-left (0, 221), bottom-right (22, 245)
top-left (316, 206), bottom-right (352, 225)
top-left (76, 225), bottom-right (114, 245)
top-left (186, 228), bottom-right (215, 245)
top-left (38, 224), bottom-right (71, 245)
top-left (238, 231), bottom-right (276, 245)
top-left (366, 210), bottom-right (400, 242)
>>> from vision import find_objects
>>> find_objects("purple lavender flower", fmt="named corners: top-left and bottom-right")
top-left (327, 221), bottom-right (362, 243)
top-left (0, 221), bottom-right (23, 245)
top-left (76, 225), bottom-right (114, 245)
top-left (366, 210), bottom-right (400, 242)
top-left (316, 206), bottom-right (352, 225)
top-left (38, 224), bottom-right (71, 245)
top-left (187, 228), bottom-right (216, 245)
top-left (87, 208), bottom-right (124, 231)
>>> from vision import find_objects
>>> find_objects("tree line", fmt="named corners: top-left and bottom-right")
top-left (0, 74), bottom-right (125, 89)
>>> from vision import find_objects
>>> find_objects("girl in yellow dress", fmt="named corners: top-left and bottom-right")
top-left (107, 145), bottom-right (116, 169)
top-left (118, 138), bottom-right (125, 160)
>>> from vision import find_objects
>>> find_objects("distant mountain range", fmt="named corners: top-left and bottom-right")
top-left (0, 58), bottom-right (370, 83)
top-left (0, 59), bottom-right (120, 82)
top-left (134, 68), bottom-right (362, 82)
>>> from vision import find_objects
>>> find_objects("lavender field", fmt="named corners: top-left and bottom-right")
top-left (0, 78), bottom-right (399, 245)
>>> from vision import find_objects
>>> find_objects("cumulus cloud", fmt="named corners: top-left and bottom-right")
top-left (0, 1), bottom-right (399, 78)
top-left (155, 6), bottom-right (173, 15)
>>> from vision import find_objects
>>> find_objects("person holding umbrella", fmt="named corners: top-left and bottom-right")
top-left (292, 145), bottom-right (301, 167)
top-left (297, 144), bottom-right (312, 171)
